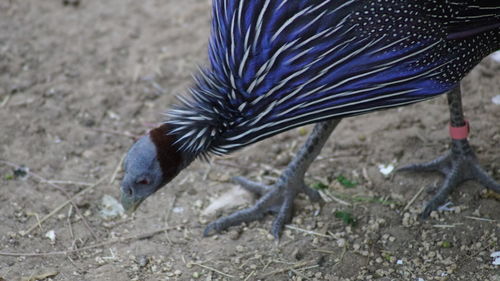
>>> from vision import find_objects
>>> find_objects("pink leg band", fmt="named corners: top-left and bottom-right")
top-left (449, 120), bottom-right (469, 140)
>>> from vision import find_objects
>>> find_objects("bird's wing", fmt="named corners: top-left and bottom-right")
top-left (210, 0), bottom-right (458, 151)
top-left (168, 0), bottom-right (499, 155)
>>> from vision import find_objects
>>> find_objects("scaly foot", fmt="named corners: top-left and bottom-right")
top-left (398, 139), bottom-right (500, 218)
top-left (203, 175), bottom-right (322, 239)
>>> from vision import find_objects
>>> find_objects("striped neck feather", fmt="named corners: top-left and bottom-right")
top-left (165, 69), bottom-right (240, 158)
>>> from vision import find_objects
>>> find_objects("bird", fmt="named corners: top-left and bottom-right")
top-left (120, 0), bottom-right (500, 239)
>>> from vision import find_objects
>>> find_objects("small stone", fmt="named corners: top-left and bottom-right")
top-left (45, 230), bottom-right (56, 243)
top-left (95, 256), bottom-right (106, 265)
top-left (192, 272), bottom-right (200, 279)
top-left (137, 255), bottom-right (149, 267)
top-left (194, 200), bottom-right (203, 209)
top-left (430, 211), bottom-right (439, 219)
top-left (228, 230), bottom-right (241, 240)
top-left (82, 150), bottom-right (96, 159)
top-left (294, 216), bottom-right (304, 225)
top-left (174, 270), bottom-right (182, 276)
top-left (337, 238), bottom-right (346, 247)
top-left (218, 174), bottom-right (230, 182)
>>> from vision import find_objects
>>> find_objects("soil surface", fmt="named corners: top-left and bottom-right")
top-left (1, 1), bottom-right (499, 281)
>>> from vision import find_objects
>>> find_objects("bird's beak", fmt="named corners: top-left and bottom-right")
top-left (120, 192), bottom-right (145, 214)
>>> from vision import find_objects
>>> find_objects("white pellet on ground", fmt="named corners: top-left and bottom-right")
top-left (45, 230), bottom-right (56, 242)
top-left (492, 95), bottom-right (500, 105)
top-left (491, 251), bottom-right (500, 266)
top-left (378, 163), bottom-right (394, 176)
top-left (100, 195), bottom-right (125, 220)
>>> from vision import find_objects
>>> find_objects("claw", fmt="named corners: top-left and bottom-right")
top-left (396, 153), bottom-right (450, 174)
top-left (302, 183), bottom-right (322, 202)
top-left (400, 139), bottom-right (499, 218)
top-left (203, 120), bottom-right (340, 238)
top-left (203, 176), bottom-right (320, 238)
top-left (471, 164), bottom-right (500, 193)
top-left (233, 176), bottom-right (271, 196)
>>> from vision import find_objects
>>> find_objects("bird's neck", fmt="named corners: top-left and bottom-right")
top-left (165, 70), bottom-right (240, 157)
top-left (149, 124), bottom-right (196, 179)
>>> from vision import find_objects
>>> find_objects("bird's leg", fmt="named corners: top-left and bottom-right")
top-left (204, 119), bottom-right (341, 238)
top-left (398, 85), bottom-right (500, 218)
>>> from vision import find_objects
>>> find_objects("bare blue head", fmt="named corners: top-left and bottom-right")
top-left (120, 125), bottom-right (186, 212)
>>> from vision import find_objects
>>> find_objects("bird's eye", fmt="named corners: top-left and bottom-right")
top-left (136, 178), bottom-right (150, 185)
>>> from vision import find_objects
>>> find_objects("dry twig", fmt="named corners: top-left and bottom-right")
top-left (285, 225), bottom-right (332, 238)
top-left (110, 154), bottom-right (126, 184)
top-left (319, 189), bottom-right (351, 206)
top-left (0, 225), bottom-right (183, 257)
top-left (191, 262), bottom-right (235, 278)
top-left (260, 260), bottom-right (313, 278)
top-left (404, 184), bottom-right (426, 211)
top-left (0, 160), bottom-right (103, 240)
top-left (44, 180), bottom-right (94, 186)
top-left (21, 177), bottom-right (107, 236)
top-left (243, 270), bottom-right (255, 281)
top-left (463, 216), bottom-right (495, 222)
top-left (0, 93), bottom-right (12, 107)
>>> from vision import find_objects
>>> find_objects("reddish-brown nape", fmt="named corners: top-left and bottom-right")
top-left (149, 124), bottom-right (183, 182)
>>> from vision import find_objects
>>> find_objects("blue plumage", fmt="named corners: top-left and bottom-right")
top-left (167, 0), bottom-right (500, 156)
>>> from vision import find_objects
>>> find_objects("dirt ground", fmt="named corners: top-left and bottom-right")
top-left (1, 1), bottom-right (499, 281)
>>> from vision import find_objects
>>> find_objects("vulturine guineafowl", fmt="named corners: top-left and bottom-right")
top-left (120, 0), bottom-right (500, 238)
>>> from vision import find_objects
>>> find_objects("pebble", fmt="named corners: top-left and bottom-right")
top-left (429, 211), bottom-right (439, 219)
top-left (193, 199), bottom-right (203, 209)
top-left (228, 229), bottom-right (241, 240)
top-left (137, 255), bottom-right (149, 268)
top-left (236, 245), bottom-right (245, 252)
top-left (337, 238), bottom-right (346, 247)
